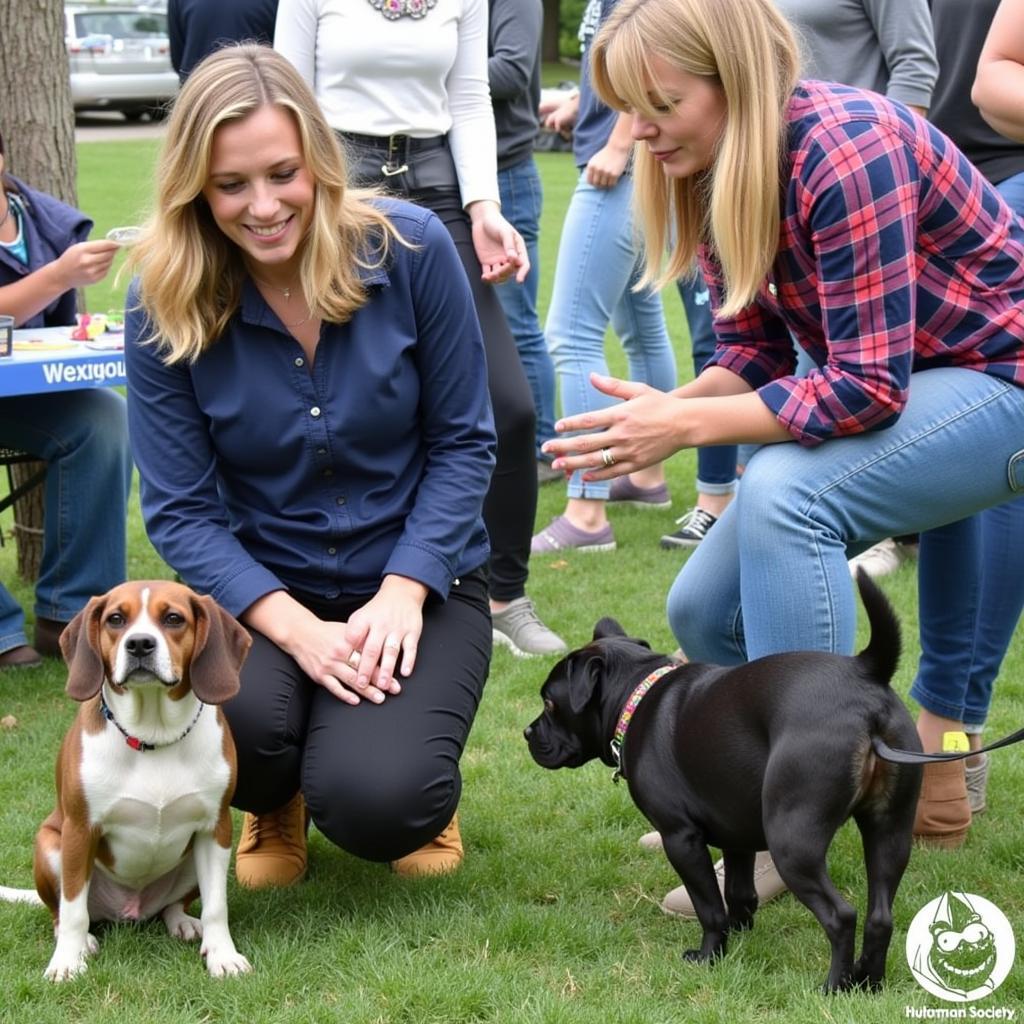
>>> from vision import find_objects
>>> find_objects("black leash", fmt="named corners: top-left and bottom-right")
top-left (873, 725), bottom-right (1024, 765)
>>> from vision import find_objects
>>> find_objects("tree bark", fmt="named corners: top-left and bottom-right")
top-left (0, 0), bottom-right (77, 581)
top-left (542, 0), bottom-right (562, 62)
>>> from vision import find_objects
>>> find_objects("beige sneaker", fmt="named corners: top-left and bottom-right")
top-left (965, 754), bottom-right (989, 815)
top-left (638, 830), bottom-right (663, 851)
top-left (392, 812), bottom-right (464, 877)
top-left (235, 792), bottom-right (309, 889)
top-left (660, 851), bottom-right (785, 920)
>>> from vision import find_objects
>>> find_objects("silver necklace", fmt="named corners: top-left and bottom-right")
top-left (367, 0), bottom-right (437, 20)
top-left (252, 276), bottom-right (312, 327)
top-left (252, 274), bottom-right (299, 300)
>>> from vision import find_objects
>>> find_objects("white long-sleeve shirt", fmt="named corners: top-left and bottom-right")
top-left (275, 0), bottom-right (499, 205)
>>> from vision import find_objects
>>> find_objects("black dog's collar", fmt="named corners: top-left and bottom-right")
top-left (610, 664), bottom-right (675, 782)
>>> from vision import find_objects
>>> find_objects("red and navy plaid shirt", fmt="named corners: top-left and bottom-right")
top-left (700, 80), bottom-right (1024, 446)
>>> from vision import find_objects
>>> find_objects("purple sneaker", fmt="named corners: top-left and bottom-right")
top-left (608, 475), bottom-right (671, 510)
top-left (531, 515), bottom-right (617, 554)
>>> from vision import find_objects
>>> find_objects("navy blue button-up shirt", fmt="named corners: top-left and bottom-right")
top-left (126, 199), bottom-right (496, 617)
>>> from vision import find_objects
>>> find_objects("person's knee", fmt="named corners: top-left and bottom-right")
top-left (306, 771), bottom-right (459, 863)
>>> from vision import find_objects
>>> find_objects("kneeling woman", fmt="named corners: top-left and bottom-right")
top-left (125, 45), bottom-right (496, 884)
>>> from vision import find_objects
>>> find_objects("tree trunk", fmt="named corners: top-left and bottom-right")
top-left (542, 0), bottom-right (561, 62)
top-left (0, 0), bottom-right (77, 581)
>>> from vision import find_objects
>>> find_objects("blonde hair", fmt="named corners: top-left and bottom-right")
top-left (130, 44), bottom-right (403, 363)
top-left (591, 0), bottom-right (800, 317)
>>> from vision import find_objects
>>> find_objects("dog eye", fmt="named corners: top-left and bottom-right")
top-left (163, 612), bottom-right (186, 627)
top-left (544, 698), bottom-right (555, 714)
top-left (106, 612), bottom-right (126, 628)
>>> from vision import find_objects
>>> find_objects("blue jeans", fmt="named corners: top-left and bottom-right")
top-left (909, 169), bottom-right (1024, 727)
top-left (546, 171), bottom-right (677, 500)
top-left (0, 389), bottom-right (131, 652)
top-left (666, 368), bottom-right (1024, 662)
top-left (676, 271), bottom-right (737, 495)
top-left (495, 157), bottom-right (556, 457)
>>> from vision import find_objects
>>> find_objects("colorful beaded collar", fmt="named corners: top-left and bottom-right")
top-left (609, 664), bottom-right (676, 781)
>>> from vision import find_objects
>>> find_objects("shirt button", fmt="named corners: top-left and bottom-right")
top-left (327, 546), bottom-right (336, 555)
top-left (317, 447), bottom-right (327, 456)
top-left (336, 496), bottom-right (346, 505)
top-left (310, 406), bottom-right (321, 417)
top-left (322, 468), bottom-right (334, 478)
top-left (294, 357), bottom-right (304, 367)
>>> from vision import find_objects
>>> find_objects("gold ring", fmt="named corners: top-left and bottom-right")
top-left (600, 447), bottom-right (616, 468)
top-left (348, 650), bottom-right (361, 667)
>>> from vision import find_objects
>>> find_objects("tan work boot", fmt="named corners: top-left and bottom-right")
top-left (392, 812), bottom-right (464, 877)
top-left (914, 760), bottom-right (971, 850)
top-left (235, 792), bottom-right (309, 889)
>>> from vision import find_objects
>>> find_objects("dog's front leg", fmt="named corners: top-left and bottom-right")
top-left (661, 832), bottom-right (729, 963)
top-left (44, 824), bottom-right (98, 982)
top-left (192, 830), bottom-right (251, 978)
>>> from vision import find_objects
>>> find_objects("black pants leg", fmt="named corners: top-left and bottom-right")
top-left (414, 187), bottom-right (537, 601)
top-left (224, 570), bottom-right (492, 862)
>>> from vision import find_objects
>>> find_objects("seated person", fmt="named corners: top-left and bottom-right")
top-left (0, 130), bottom-right (131, 668)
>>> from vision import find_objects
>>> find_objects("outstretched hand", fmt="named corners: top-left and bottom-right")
top-left (541, 373), bottom-right (686, 480)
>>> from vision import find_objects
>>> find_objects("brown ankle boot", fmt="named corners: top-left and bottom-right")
top-left (235, 792), bottom-right (309, 889)
top-left (914, 760), bottom-right (971, 850)
top-left (392, 812), bottom-right (464, 877)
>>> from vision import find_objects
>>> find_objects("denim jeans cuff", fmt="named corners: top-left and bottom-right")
top-left (0, 630), bottom-right (29, 655)
top-left (695, 478), bottom-right (738, 496)
top-left (909, 680), bottom-right (966, 722)
top-left (963, 720), bottom-right (986, 734)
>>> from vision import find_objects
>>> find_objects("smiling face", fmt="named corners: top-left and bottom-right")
top-left (630, 54), bottom-right (727, 179)
top-left (201, 104), bottom-right (315, 283)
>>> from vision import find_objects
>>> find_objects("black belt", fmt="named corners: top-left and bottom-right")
top-left (338, 132), bottom-right (447, 177)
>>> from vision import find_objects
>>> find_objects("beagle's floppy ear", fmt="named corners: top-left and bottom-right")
top-left (188, 594), bottom-right (252, 704)
top-left (62, 595), bottom-right (109, 701)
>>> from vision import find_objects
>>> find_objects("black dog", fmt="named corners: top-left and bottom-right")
top-left (524, 571), bottom-right (922, 992)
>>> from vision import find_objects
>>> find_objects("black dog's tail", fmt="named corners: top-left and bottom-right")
top-left (854, 568), bottom-right (901, 685)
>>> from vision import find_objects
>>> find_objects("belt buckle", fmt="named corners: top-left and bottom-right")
top-left (381, 134), bottom-right (409, 178)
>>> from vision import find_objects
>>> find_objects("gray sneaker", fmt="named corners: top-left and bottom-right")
top-left (492, 597), bottom-right (568, 657)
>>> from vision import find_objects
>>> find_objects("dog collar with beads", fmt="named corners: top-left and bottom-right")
top-left (610, 664), bottom-right (676, 781)
top-left (99, 691), bottom-right (204, 751)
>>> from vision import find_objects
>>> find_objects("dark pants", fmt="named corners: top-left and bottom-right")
top-left (224, 569), bottom-right (492, 862)
top-left (343, 134), bottom-right (537, 601)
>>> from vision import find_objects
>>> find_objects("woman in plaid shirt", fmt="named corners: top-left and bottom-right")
top-left (544, 0), bottom-right (1024, 666)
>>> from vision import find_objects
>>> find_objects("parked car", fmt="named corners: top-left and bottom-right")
top-left (65, 3), bottom-right (178, 120)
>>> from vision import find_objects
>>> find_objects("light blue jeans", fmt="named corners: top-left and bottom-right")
top-left (495, 156), bottom-right (557, 457)
top-left (0, 389), bottom-right (131, 653)
top-left (667, 368), bottom-right (1024, 662)
top-left (546, 171), bottom-right (677, 500)
top-left (909, 169), bottom-right (1024, 727)
top-left (676, 270), bottom-right (737, 495)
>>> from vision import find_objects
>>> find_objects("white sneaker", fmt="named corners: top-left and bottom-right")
top-left (660, 852), bottom-right (785, 920)
top-left (848, 538), bottom-right (916, 579)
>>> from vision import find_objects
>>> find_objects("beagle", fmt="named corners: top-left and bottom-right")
top-left (0, 581), bottom-right (253, 981)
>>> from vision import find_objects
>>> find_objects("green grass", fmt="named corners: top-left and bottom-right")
top-left (0, 142), bottom-right (1021, 1023)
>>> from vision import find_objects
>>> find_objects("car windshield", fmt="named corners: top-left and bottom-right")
top-left (72, 11), bottom-right (166, 39)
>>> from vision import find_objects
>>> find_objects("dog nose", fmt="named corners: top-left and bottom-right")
top-left (124, 634), bottom-right (157, 659)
